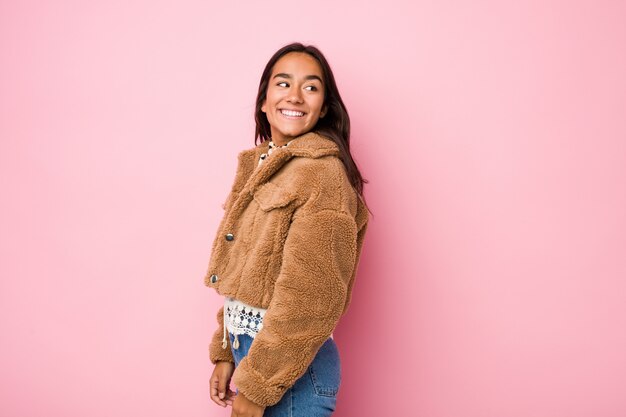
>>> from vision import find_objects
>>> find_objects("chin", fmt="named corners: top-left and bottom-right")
top-left (279, 129), bottom-right (305, 138)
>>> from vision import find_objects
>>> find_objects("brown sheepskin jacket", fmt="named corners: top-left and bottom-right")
top-left (203, 130), bottom-right (369, 407)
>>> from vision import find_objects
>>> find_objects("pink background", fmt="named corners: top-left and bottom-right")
top-left (1, 1), bottom-right (625, 416)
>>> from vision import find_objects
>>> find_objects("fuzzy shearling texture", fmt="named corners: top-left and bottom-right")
top-left (204, 131), bottom-right (369, 406)
top-left (208, 305), bottom-right (234, 364)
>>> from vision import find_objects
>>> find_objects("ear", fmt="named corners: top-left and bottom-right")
top-left (320, 104), bottom-right (328, 118)
top-left (261, 99), bottom-right (267, 114)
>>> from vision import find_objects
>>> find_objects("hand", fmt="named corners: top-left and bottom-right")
top-left (210, 361), bottom-right (236, 407)
top-left (231, 390), bottom-right (266, 417)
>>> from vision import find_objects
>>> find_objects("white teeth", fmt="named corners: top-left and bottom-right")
top-left (280, 109), bottom-right (304, 117)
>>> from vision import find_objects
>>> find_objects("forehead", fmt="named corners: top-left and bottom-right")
top-left (271, 52), bottom-right (323, 80)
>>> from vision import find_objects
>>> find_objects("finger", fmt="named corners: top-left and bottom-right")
top-left (222, 391), bottom-right (235, 406)
top-left (210, 391), bottom-right (227, 407)
top-left (210, 393), bottom-right (226, 406)
top-left (224, 388), bottom-right (236, 403)
top-left (217, 374), bottom-right (229, 400)
top-left (210, 378), bottom-right (227, 407)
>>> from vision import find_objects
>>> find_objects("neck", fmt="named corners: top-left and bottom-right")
top-left (272, 137), bottom-right (291, 147)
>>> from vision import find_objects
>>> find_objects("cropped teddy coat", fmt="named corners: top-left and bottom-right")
top-left (204, 130), bottom-right (369, 407)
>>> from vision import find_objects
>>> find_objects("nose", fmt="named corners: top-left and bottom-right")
top-left (286, 88), bottom-right (303, 104)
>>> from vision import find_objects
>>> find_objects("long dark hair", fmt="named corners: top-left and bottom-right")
top-left (254, 42), bottom-right (370, 213)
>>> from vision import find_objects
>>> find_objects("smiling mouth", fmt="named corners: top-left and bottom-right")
top-left (279, 109), bottom-right (306, 118)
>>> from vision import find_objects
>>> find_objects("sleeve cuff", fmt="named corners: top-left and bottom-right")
top-left (232, 356), bottom-right (289, 407)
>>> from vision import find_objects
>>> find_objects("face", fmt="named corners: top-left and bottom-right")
top-left (261, 52), bottom-right (327, 145)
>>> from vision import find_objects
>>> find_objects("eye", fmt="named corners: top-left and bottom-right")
top-left (305, 85), bottom-right (318, 91)
top-left (277, 82), bottom-right (288, 87)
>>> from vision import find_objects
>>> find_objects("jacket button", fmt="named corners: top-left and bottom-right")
top-left (225, 233), bottom-right (234, 241)
top-left (210, 274), bottom-right (218, 283)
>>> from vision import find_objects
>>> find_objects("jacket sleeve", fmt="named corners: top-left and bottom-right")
top-left (208, 305), bottom-right (235, 364)
top-left (231, 208), bottom-right (364, 406)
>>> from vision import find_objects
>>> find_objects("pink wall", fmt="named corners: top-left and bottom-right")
top-left (1, 1), bottom-right (625, 416)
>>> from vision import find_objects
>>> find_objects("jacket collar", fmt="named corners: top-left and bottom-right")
top-left (251, 130), bottom-right (340, 159)
top-left (236, 131), bottom-right (341, 195)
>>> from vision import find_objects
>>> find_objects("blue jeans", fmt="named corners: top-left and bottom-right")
top-left (229, 332), bottom-right (341, 417)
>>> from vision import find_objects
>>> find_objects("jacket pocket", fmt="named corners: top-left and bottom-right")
top-left (253, 182), bottom-right (296, 211)
top-left (308, 338), bottom-right (341, 397)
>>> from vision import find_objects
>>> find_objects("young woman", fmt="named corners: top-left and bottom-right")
top-left (205, 42), bottom-right (370, 417)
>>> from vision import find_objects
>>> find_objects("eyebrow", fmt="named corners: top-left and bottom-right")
top-left (272, 73), bottom-right (323, 84)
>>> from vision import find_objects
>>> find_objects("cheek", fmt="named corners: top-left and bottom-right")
top-left (311, 100), bottom-right (325, 116)
top-left (268, 87), bottom-right (285, 100)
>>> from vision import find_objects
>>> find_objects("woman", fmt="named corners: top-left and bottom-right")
top-left (206, 42), bottom-right (370, 417)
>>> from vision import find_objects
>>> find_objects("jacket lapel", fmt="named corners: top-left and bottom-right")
top-left (224, 130), bottom-right (368, 234)
top-left (236, 131), bottom-right (341, 196)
